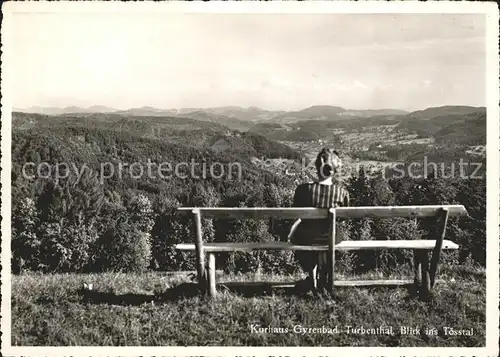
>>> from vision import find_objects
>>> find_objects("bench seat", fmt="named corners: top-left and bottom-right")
top-left (218, 279), bottom-right (447, 288)
top-left (174, 239), bottom-right (459, 252)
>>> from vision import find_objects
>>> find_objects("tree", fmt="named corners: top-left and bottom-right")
top-left (11, 197), bottom-right (40, 272)
top-left (151, 195), bottom-right (195, 271)
top-left (128, 193), bottom-right (155, 234)
top-left (96, 217), bottom-right (152, 273)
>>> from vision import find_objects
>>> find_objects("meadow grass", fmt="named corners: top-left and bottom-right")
top-left (11, 264), bottom-right (485, 346)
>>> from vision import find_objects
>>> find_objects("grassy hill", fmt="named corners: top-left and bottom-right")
top-left (12, 266), bottom-right (485, 346)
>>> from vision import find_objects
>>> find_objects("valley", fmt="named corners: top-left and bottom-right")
top-left (244, 105), bottom-right (485, 181)
top-left (14, 104), bottom-right (487, 183)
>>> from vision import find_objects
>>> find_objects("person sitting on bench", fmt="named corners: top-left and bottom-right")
top-left (288, 148), bottom-right (350, 291)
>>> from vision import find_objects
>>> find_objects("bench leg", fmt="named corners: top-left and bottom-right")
top-left (207, 253), bottom-right (216, 298)
top-left (413, 249), bottom-right (422, 285)
top-left (420, 251), bottom-right (430, 298)
top-left (192, 209), bottom-right (206, 294)
top-left (317, 252), bottom-right (328, 290)
top-left (327, 209), bottom-right (336, 295)
top-left (414, 250), bottom-right (430, 299)
top-left (309, 264), bottom-right (318, 290)
top-left (429, 208), bottom-right (450, 288)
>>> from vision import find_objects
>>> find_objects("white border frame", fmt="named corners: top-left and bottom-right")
top-left (1, 1), bottom-right (498, 356)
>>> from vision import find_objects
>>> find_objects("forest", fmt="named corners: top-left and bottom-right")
top-left (10, 111), bottom-right (486, 275)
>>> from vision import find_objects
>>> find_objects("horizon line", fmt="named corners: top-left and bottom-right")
top-left (12, 103), bottom-right (487, 115)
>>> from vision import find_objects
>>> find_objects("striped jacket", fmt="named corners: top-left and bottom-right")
top-left (292, 181), bottom-right (350, 245)
top-left (293, 181), bottom-right (350, 208)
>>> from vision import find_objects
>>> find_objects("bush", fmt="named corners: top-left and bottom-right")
top-left (51, 223), bottom-right (98, 272)
top-left (225, 252), bottom-right (261, 274)
top-left (371, 218), bottom-right (421, 273)
top-left (260, 250), bottom-right (301, 275)
top-left (333, 220), bottom-right (355, 273)
top-left (96, 219), bottom-right (152, 273)
top-left (150, 195), bottom-right (195, 270)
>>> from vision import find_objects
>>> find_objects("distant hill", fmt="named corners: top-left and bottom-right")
top-left (397, 107), bottom-right (486, 137)
top-left (11, 112), bottom-right (229, 136)
top-left (87, 105), bottom-right (118, 113)
top-left (339, 109), bottom-right (409, 117)
top-left (16, 105), bottom-right (282, 127)
top-left (266, 106), bottom-right (408, 124)
top-left (271, 105), bottom-right (346, 123)
top-left (406, 106), bottom-right (485, 120)
top-left (248, 114), bottom-right (403, 142)
top-left (249, 122), bottom-right (326, 142)
top-left (14, 105), bottom-right (485, 145)
top-left (12, 112), bottom-right (302, 160)
top-left (294, 105), bottom-right (346, 116)
top-left (434, 112), bottom-right (486, 146)
top-left (14, 104), bottom-right (408, 125)
top-left (190, 106), bottom-right (285, 122)
top-left (177, 110), bottom-right (254, 131)
top-left (247, 105), bottom-right (486, 145)
top-left (114, 106), bottom-right (178, 117)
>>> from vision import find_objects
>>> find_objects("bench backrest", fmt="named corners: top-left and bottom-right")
top-left (179, 205), bottom-right (467, 292)
top-left (177, 205), bottom-right (468, 219)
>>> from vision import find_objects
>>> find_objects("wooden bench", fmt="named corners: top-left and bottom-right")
top-left (175, 205), bottom-right (468, 298)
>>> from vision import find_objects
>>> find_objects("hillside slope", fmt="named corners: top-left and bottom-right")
top-left (12, 112), bottom-right (302, 160)
top-left (397, 109), bottom-right (486, 138)
top-left (407, 106), bottom-right (485, 120)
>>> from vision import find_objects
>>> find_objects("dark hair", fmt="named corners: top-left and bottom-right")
top-left (315, 148), bottom-right (341, 179)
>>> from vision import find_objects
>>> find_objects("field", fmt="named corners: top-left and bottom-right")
top-left (11, 264), bottom-right (485, 347)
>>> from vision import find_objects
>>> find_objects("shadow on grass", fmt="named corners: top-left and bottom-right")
top-left (58, 290), bottom-right (157, 306)
top-left (76, 283), bottom-right (202, 306)
top-left (53, 280), bottom-right (423, 306)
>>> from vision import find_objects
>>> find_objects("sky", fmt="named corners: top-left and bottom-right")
top-left (9, 12), bottom-right (486, 111)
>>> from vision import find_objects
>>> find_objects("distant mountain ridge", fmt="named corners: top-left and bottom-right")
top-left (15, 105), bottom-right (484, 132)
top-left (113, 106), bottom-right (178, 117)
top-left (15, 104), bottom-right (408, 119)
